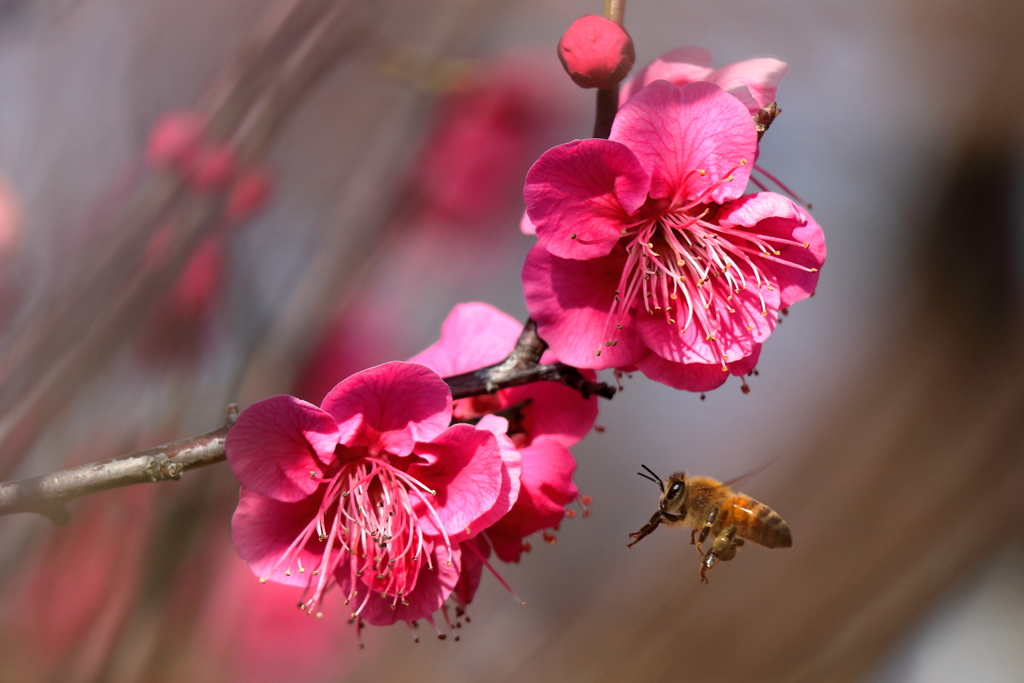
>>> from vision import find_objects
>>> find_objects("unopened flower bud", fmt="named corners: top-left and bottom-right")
top-left (557, 15), bottom-right (635, 90)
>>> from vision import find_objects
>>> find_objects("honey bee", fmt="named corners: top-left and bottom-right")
top-left (627, 465), bottom-right (792, 582)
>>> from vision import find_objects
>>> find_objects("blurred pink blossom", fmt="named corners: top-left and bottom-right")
top-left (136, 235), bottom-right (224, 360)
top-left (409, 302), bottom-right (596, 561)
top-left (412, 56), bottom-right (573, 229)
top-left (226, 362), bottom-right (521, 632)
top-left (522, 80), bottom-right (825, 391)
top-left (619, 46), bottom-right (787, 115)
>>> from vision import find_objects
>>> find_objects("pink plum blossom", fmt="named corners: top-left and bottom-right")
top-left (226, 361), bottom-right (521, 632)
top-left (521, 80), bottom-right (825, 391)
top-left (409, 302), bottom-right (596, 561)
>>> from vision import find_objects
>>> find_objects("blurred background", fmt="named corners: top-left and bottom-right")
top-left (0, 0), bottom-right (1023, 681)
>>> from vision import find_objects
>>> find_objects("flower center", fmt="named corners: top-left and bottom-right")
top-left (598, 170), bottom-right (817, 368)
top-left (264, 454), bottom-right (452, 619)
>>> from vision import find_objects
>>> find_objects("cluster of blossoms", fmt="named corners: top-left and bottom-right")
top-left (225, 23), bottom-right (825, 641)
top-left (227, 304), bottom-right (594, 638)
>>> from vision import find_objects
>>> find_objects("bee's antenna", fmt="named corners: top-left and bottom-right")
top-left (638, 464), bottom-right (664, 490)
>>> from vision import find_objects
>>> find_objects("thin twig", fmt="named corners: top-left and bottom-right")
top-left (592, 0), bottom-right (625, 140)
top-left (444, 319), bottom-right (617, 400)
top-left (0, 406), bottom-right (239, 523)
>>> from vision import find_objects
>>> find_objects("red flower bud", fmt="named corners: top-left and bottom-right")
top-left (557, 15), bottom-right (635, 90)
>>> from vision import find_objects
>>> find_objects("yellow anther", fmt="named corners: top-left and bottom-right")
top-left (699, 169), bottom-right (706, 176)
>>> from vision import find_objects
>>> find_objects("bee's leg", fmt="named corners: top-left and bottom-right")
top-left (627, 511), bottom-right (664, 548)
top-left (717, 537), bottom-right (744, 562)
top-left (699, 525), bottom-right (737, 583)
top-left (693, 507), bottom-right (719, 558)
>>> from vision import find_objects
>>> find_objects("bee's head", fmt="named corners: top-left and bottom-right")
top-left (659, 472), bottom-right (688, 517)
top-left (637, 466), bottom-right (688, 517)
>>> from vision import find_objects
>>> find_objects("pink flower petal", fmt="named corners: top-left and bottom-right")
top-left (486, 435), bottom-right (578, 563)
top-left (500, 378), bottom-right (598, 447)
top-left (707, 58), bottom-right (788, 114)
top-left (408, 302), bottom-right (522, 377)
top-left (231, 488), bottom-right (325, 586)
top-left (226, 395), bottom-right (340, 502)
top-left (633, 353), bottom-right (729, 392)
top-left (718, 193), bottom-right (825, 308)
top-left (635, 283), bottom-right (778, 366)
top-left (525, 138), bottom-right (650, 260)
top-left (522, 243), bottom-right (647, 369)
top-left (610, 80), bottom-right (757, 206)
top-left (519, 209), bottom-right (537, 235)
top-left (451, 415), bottom-right (522, 542)
top-left (342, 544), bottom-right (461, 626)
top-left (321, 362), bottom-right (452, 457)
top-left (408, 424), bottom-right (506, 538)
top-left (619, 46), bottom-right (714, 104)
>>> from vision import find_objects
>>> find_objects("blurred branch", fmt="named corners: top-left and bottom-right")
top-left (0, 406), bottom-right (239, 523)
top-left (0, 0), bottom-right (376, 479)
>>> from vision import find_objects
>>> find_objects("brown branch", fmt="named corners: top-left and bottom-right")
top-left (755, 102), bottom-right (780, 141)
top-left (0, 406), bottom-right (239, 523)
top-left (444, 319), bottom-right (617, 400)
top-left (0, 323), bottom-right (614, 521)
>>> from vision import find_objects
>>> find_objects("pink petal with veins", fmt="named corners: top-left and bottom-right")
top-left (408, 302), bottom-right (522, 376)
top-left (225, 395), bottom-right (339, 502)
top-left (409, 424), bottom-right (507, 539)
top-left (618, 46), bottom-right (713, 104)
top-left (707, 58), bottom-right (788, 114)
top-left (635, 279), bottom-right (778, 366)
top-left (523, 243), bottom-right (647, 369)
top-left (231, 489), bottom-right (327, 586)
top-left (321, 361), bottom-right (452, 457)
top-left (486, 435), bottom-right (578, 563)
top-left (525, 138), bottom-right (650, 260)
top-left (611, 80), bottom-right (757, 206)
top-left (719, 193), bottom-right (825, 308)
top-left (501, 378), bottom-right (598, 447)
